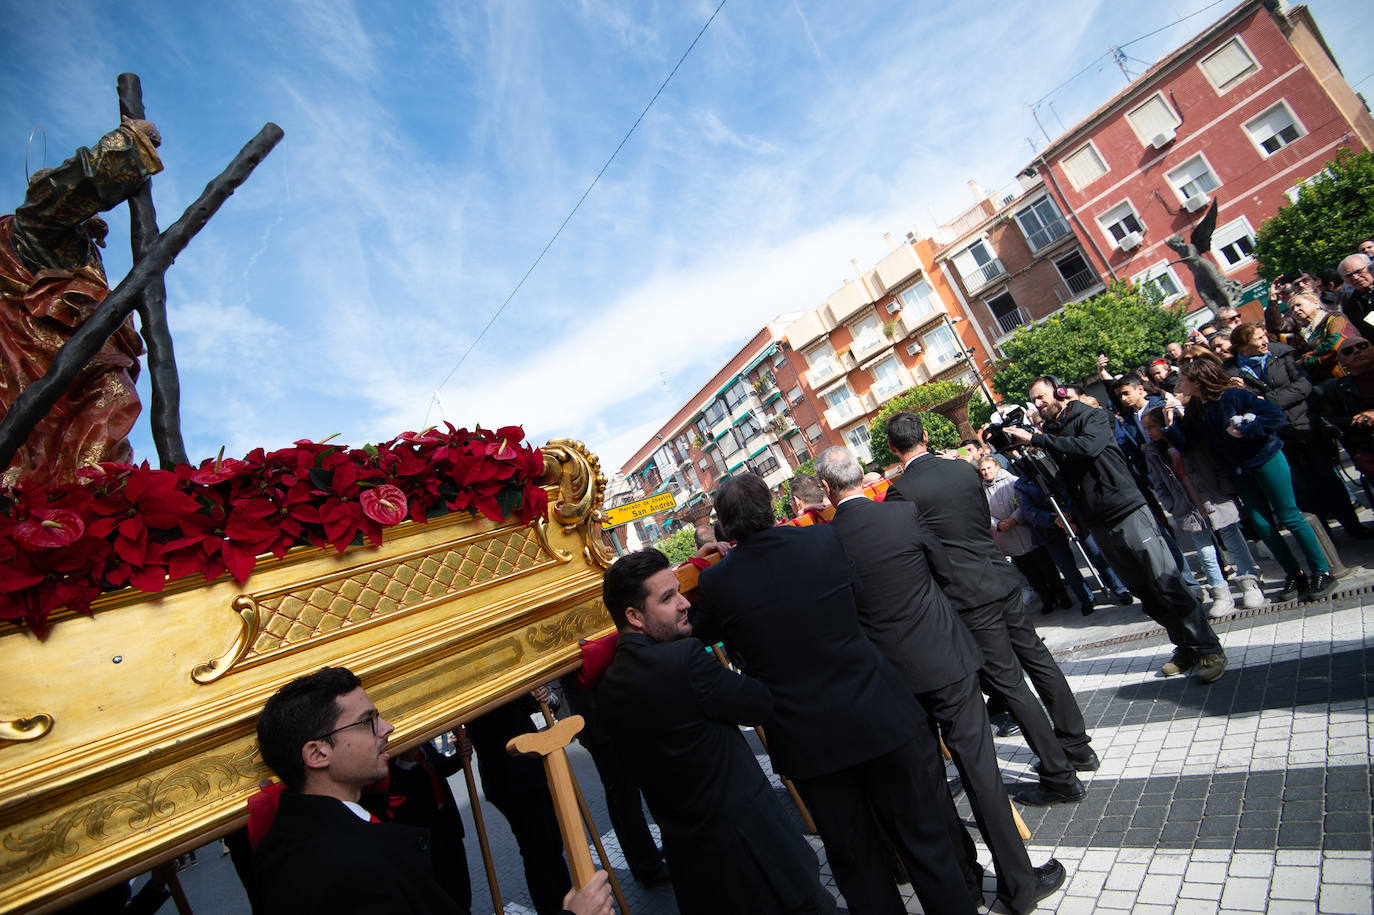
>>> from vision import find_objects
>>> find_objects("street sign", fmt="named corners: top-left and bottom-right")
top-left (603, 492), bottom-right (676, 528)
top-left (1237, 279), bottom-right (1269, 307)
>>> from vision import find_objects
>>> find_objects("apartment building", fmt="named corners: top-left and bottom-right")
top-left (1022, 1), bottom-right (1373, 314)
top-left (928, 185), bottom-right (1108, 349)
top-left (612, 236), bottom-right (994, 548)
top-left (780, 234), bottom-right (994, 462)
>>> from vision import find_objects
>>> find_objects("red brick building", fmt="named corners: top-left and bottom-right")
top-left (1022, 1), bottom-right (1373, 315)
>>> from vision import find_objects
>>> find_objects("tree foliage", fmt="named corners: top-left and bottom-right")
top-left (1253, 149), bottom-right (1374, 281)
top-left (652, 525), bottom-right (698, 564)
top-left (991, 282), bottom-right (1188, 399)
top-left (866, 379), bottom-right (971, 468)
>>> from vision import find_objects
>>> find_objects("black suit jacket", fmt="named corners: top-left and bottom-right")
top-left (885, 453), bottom-right (1022, 611)
top-left (254, 791), bottom-right (462, 915)
top-left (598, 632), bottom-right (824, 914)
top-left (828, 497), bottom-right (983, 694)
top-left (696, 524), bottom-right (922, 780)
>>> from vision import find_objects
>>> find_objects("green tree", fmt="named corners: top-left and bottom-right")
top-left (1253, 149), bottom-right (1374, 281)
top-left (991, 282), bottom-right (1187, 399)
top-left (773, 480), bottom-right (794, 521)
top-left (652, 525), bottom-right (697, 564)
top-left (866, 379), bottom-right (971, 468)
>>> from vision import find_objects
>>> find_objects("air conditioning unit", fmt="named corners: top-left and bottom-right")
top-left (1150, 128), bottom-right (1177, 149)
top-left (885, 301), bottom-right (901, 314)
top-left (906, 342), bottom-right (923, 356)
top-left (1183, 193), bottom-right (1209, 213)
top-left (1117, 231), bottom-right (1143, 252)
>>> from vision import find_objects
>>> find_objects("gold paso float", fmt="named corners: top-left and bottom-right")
top-left (0, 440), bottom-right (616, 914)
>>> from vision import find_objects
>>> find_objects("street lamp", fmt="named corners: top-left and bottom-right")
top-left (943, 314), bottom-right (997, 405)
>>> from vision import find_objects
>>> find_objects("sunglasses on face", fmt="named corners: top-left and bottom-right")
top-left (1339, 341), bottom-right (1371, 357)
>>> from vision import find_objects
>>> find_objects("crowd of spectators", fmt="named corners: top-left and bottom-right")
top-left (965, 242), bottom-right (1374, 618)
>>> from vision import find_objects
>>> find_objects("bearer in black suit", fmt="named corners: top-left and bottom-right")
top-left (597, 549), bottom-right (837, 915)
top-left (883, 413), bottom-right (1094, 806)
top-left (815, 446), bottom-right (1065, 915)
top-left (697, 474), bottom-right (977, 915)
top-left (252, 666), bottom-right (612, 915)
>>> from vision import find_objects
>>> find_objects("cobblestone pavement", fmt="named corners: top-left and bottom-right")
top-left (167, 547), bottom-right (1374, 914)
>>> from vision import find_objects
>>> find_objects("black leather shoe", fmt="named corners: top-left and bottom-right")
top-left (1014, 778), bottom-right (1086, 807)
top-left (1341, 523), bottom-right (1374, 539)
top-left (633, 863), bottom-right (671, 887)
top-left (1033, 750), bottom-right (1100, 774)
top-left (1278, 572), bottom-right (1309, 599)
top-left (1115, 591), bottom-right (1134, 605)
top-left (1301, 572), bottom-right (1336, 601)
top-left (1030, 858), bottom-right (1066, 905)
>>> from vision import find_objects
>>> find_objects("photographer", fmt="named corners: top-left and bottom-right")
top-left (1003, 379), bottom-right (1228, 684)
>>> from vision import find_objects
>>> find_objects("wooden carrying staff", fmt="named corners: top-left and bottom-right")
top-left (536, 701), bottom-right (631, 915)
top-left (936, 735), bottom-right (1031, 841)
top-left (708, 643), bottom-right (818, 835)
top-left (457, 728), bottom-right (505, 915)
top-left (506, 717), bottom-right (599, 889)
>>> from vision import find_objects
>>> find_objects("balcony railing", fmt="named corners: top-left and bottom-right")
top-left (823, 398), bottom-right (864, 429)
top-left (1062, 267), bottom-right (1101, 297)
top-left (994, 308), bottom-right (1027, 336)
top-left (963, 258), bottom-right (1006, 291)
top-left (1024, 218), bottom-right (1071, 252)
top-left (851, 333), bottom-right (888, 361)
top-left (804, 359), bottom-right (840, 389)
top-left (898, 303), bottom-right (944, 336)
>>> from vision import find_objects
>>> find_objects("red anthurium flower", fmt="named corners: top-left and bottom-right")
top-left (188, 457), bottom-right (250, 485)
top-left (14, 508), bottom-right (85, 548)
top-left (360, 485), bottom-right (408, 526)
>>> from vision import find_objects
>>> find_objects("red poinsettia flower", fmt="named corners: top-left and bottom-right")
top-left (187, 457), bottom-right (250, 485)
top-left (360, 485), bottom-right (408, 526)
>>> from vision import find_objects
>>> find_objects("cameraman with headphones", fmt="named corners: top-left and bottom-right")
top-left (1003, 377), bottom-right (1228, 684)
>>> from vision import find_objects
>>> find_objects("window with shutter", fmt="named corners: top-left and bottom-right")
top-left (1165, 156), bottom-right (1221, 201)
top-left (1125, 94), bottom-right (1181, 145)
top-left (1061, 143), bottom-right (1108, 190)
top-left (1199, 37), bottom-right (1258, 92)
top-left (1245, 102), bottom-right (1304, 156)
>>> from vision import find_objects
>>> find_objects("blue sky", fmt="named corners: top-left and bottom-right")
top-left (3, 0), bottom-right (1370, 472)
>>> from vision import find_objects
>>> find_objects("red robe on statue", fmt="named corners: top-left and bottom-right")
top-left (0, 123), bottom-right (161, 487)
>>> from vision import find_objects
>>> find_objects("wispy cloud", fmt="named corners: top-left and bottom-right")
top-left (2, 0), bottom-right (1369, 478)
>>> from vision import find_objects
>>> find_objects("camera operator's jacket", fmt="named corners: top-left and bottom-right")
top-left (1030, 400), bottom-right (1147, 527)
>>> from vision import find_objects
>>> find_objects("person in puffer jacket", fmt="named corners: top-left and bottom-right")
top-left (1140, 405), bottom-right (1264, 614)
top-left (1165, 359), bottom-right (1336, 603)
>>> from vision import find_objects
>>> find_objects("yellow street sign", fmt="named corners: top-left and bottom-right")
top-left (603, 492), bottom-right (676, 528)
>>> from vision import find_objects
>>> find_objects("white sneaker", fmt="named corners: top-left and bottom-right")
top-left (1237, 575), bottom-right (1265, 610)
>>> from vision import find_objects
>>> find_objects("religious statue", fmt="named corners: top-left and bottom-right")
top-left (1163, 198), bottom-right (1241, 319)
top-left (0, 118), bottom-right (162, 486)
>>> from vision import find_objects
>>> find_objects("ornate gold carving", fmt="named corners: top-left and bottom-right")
top-left (539, 440), bottom-right (614, 569)
top-left (191, 596), bottom-right (259, 684)
top-left (525, 603), bottom-right (609, 653)
top-left (0, 746), bottom-right (261, 879)
top-left (192, 526), bottom-right (555, 681)
top-left (0, 714), bottom-right (54, 744)
top-left (531, 516), bottom-right (573, 563)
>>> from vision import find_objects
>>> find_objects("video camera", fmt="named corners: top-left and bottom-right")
top-left (983, 406), bottom-right (1036, 454)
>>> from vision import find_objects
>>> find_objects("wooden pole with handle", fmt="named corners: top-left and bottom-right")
top-left (937, 736), bottom-right (1031, 841)
top-left (537, 701), bottom-right (631, 915)
top-left (458, 729), bottom-right (505, 915)
top-left (507, 717), bottom-right (597, 887)
top-left (708, 643), bottom-right (818, 835)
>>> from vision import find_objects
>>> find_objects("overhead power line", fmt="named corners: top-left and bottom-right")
top-left (425, 0), bottom-right (729, 424)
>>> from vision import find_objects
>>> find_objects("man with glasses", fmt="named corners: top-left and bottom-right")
top-left (1313, 337), bottom-right (1374, 479)
top-left (253, 666), bottom-right (612, 915)
top-left (1336, 254), bottom-right (1374, 342)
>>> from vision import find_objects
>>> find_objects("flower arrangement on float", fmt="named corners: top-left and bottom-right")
top-left (0, 424), bottom-right (548, 637)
